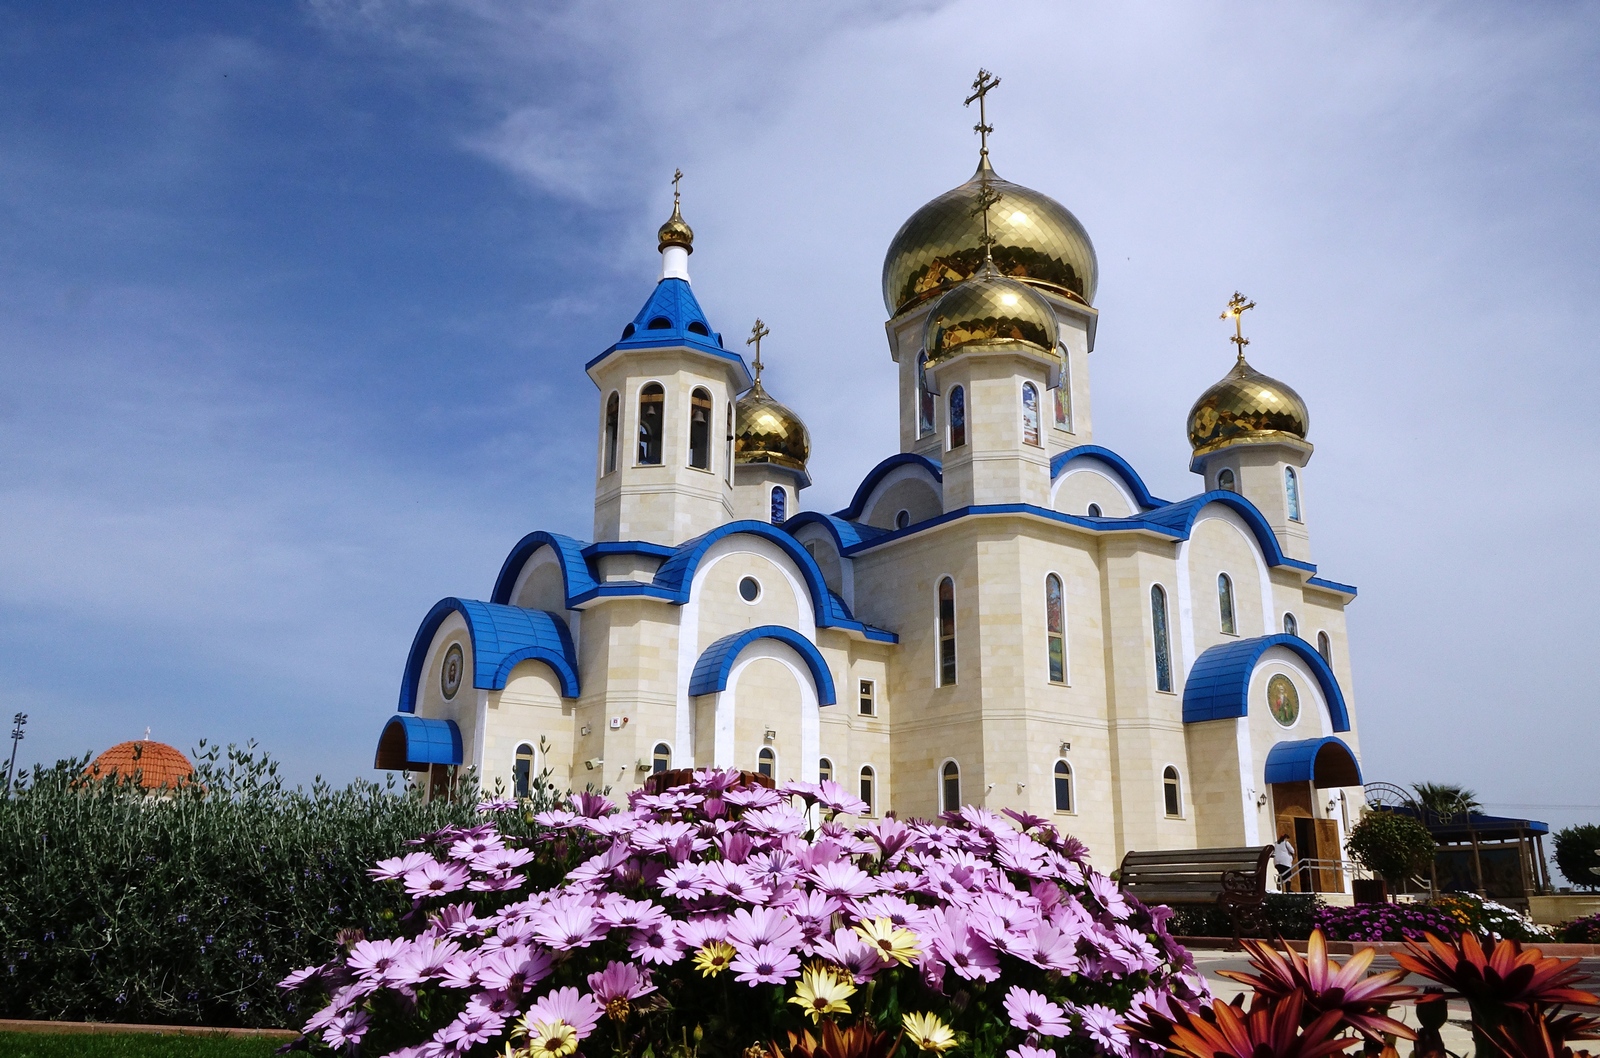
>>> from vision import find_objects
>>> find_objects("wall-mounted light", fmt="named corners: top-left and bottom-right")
top-left (579, 725), bottom-right (592, 737)
top-left (583, 758), bottom-right (604, 771)
top-left (1257, 793), bottom-right (1269, 808)
top-left (763, 729), bottom-right (777, 743)
top-left (1016, 782), bottom-right (1027, 792)
top-left (1059, 741), bottom-right (1072, 755)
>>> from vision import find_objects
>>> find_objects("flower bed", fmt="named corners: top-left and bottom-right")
top-left (285, 772), bottom-right (1208, 1057)
top-left (1311, 902), bottom-right (1463, 943)
top-left (1559, 912), bottom-right (1600, 944)
top-left (1432, 893), bottom-right (1552, 942)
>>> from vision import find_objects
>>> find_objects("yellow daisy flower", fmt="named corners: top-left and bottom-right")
top-left (788, 966), bottom-right (857, 1022)
top-left (902, 1012), bottom-right (957, 1053)
top-left (694, 940), bottom-right (737, 977)
top-left (525, 1020), bottom-right (578, 1058)
top-left (854, 917), bottom-right (921, 967)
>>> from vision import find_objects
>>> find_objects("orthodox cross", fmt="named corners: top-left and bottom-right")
top-left (746, 318), bottom-right (770, 384)
top-left (970, 180), bottom-right (1003, 262)
top-left (671, 168), bottom-right (683, 206)
top-left (1221, 291), bottom-right (1256, 361)
top-left (964, 68), bottom-right (1001, 160)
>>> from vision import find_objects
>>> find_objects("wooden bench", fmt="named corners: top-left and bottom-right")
top-left (1118, 845), bottom-right (1273, 945)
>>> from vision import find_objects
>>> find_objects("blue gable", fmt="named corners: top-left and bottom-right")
top-left (688, 625), bottom-right (837, 705)
top-left (399, 598), bottom-right (580, 712)
top-left (1049, 445), bottom-right (1168, 510)
top-left (1182, 633), bottom-right (1350, 731)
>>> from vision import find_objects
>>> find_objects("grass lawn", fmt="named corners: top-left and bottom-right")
top-left (0, 1033), bottom-right (285, 1057)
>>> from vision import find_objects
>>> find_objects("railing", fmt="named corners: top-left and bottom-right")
top-left (1278, 857), bottom-right (1365, 894)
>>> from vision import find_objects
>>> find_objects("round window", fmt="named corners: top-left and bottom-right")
top-left (1267, 673), bottom-right (1300, 727)
top-left (738, 576), bottom-right (761, 603)
top-left (440, 642), bottom-right (464, 700)
top-left (895, 510), bottom-right (910, 530)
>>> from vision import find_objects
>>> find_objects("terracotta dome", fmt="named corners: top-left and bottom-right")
top-left (86, 738), bottom-right (195, 789)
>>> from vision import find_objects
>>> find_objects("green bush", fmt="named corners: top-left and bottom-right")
top-left (1345, 810), bottom-right (1436, 887)
top-left (0, 1032), bottom-right (282, 1057)
top-left (0, 743), bottom-right (551, 1028)
top-left (1552, 823), bottom-right (1600, 892)
top-left (1167, 893), bottom-right (1322, 939)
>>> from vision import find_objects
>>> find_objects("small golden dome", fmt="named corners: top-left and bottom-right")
top-left (882, 156), bottom-right (1097, 318)
top-left (923, 264), bottom-right (1060, 368)
top-left (658, 199), bottom-right (694, 253)
top-left (1188, 357), bottom-right (1310, 455)
top-left (734, 381), bottom-right (809, 472)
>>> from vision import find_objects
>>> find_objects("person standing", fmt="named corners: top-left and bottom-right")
top-left (1273, 833), bottom-right (1296, 892)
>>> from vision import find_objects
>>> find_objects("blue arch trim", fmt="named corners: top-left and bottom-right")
top-left (783, 512), bottom-right (888, 553)
top-left (1264, 736), bottom-right (1363, 786)
top-left (399, 598), bottom-right (579, 712)
top-left (688, 625), bottom-right (837, 705)
top-left (1182, 633), bottom-right (1350, 732)
top-left (1049, 445), bottom-right (1167, 510)
top-left (586, 278), bottom-right (751, 383)
top-left (375, 714), bottom-right (463, 769)
top-left (491, 531), bottom-right (597, 607)
top-left (652, 520), bottom-right (896, 643)
top-left (1142, 491), bottom-right (1316, 573)
top-left (834, 453), bottom-right (943, 521)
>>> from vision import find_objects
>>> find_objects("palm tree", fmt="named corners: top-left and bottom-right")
top-left (1411, 782), bottom-right (1481, 823)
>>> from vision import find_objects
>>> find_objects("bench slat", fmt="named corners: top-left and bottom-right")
top-left (1120, 861), bottom-right (1258, 878)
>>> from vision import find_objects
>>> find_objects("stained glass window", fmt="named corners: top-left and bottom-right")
top-left (1151, 585), bottom-right (1172, 692)
top-left (1218, 573), bottom-right (1236, 635)
top-left (1054, 352), bottom-right (1073, 432)
top-left (1046, 573), bottom-right (1066, 683)
top-left (770, 486), bottom-right (786, 524)
top-left (949, 386), bottom-right (966, 448)
top-left (938, 577), bottom-right (957, 686)
top-left (917, 352), bottom-right (935, 437)
top-left (1022, 382), bottom-right (1041, 447)
top-left (1285, 467), bottom-right (1302, 521)
top-left (1317, 631), bottom-right (1332, 664)
top-left (1283, 612), bottom-right (1298, 637)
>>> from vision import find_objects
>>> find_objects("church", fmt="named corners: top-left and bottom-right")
top-left (374, 79), bottom-right (1367, 872)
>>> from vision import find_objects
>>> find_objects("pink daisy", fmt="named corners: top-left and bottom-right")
top-left (1003, 987), bottom-right (1070, 1037)
top-left (730, 942), bottom-right (800, 985)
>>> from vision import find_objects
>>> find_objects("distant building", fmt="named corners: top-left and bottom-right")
top-left (87, 736), bottom-right (195, 789)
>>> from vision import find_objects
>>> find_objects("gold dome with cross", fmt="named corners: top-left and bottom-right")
top-left (1188, 293), bottom-right (1310, 455)
top-left (734, 320), bottom-right (810, 472)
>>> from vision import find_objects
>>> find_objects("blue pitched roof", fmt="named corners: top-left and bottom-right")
top-left (1050, 445), bottom-right (1168, 509)
top-left (688, 625), bottom-right (837, 705)
top-left (586, 278), bottom-right (751, 383)
top-left (491, 531), bottom-right (598, 606)
top-left (399, 598), bottom-right (580, 712)
top-left (1264, 736), bottom-right (1363, 787)
top-left (783, 512), bottom-right (888, 553)
top-left (834, 453), bottom-right (943, 521)
top-left (1182, 633), bottom-right (1350, 731)
top-left (374, 715), bottom-right (463, 770)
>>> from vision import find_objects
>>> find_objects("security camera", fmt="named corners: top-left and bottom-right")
top-left (584, 758), bottom-right (604, 771)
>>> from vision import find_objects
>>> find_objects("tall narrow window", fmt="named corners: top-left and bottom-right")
top-left (513, 742), bottom-right (536, 799)
top-left (1217, 468), bottom-right (1236, 493)
top-left (637, 383), bottom-right (665, 465)
top-left (652, 743), bottom-right (671, 774)
top-left (1163, 766), bottom-right (1182, 817)
top-left (858, 766), bottom-right (875, 815)
top-left (770, 486), bottom-right (787, 524)
top-left (1317, 631), bottom-right (1332, 665)
top-left (1022, 382), bottom-right (1041, 446)
top-left (948, 386), bottom-right (966, 448)
top-left (858, 679), bottom-right (876, 716)
top-left (938, 577), bottom-right (957, 686)
top-left (1151, 585), bottom-right (1172, 692)
top-left (603, 392), bottom-right (620, 475)
top-left (689, 387), bottom-right (712, 469)
top-left (1054, 352), bottom-right (1073, 432)
top-left (1053, 760), bottom-right (1073, 812)
top-left (818, 757), bottom-right (833, 783)
top-left (1218, 573), bottom-right (1237, 636)
top-left (1285, 467), bottom-right (1302, 521)
top-left (941, 761), bottom-right (961, 814)
top-left (724, 405), bottom-right (734, 484)
top-left (917, 352), bottom-right (935, 437)
top-left (757, 747), bottom-right (775, 779)
top-left (1283, 612), bottom-right (1298, 637)
top-left (1045, 573), bottom-right (1066, 684)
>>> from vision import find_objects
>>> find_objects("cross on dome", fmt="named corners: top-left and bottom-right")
top-left (1221, 291), bottom-right (1256, 361)
top-left (964, 68), bottom-right (1001, 161)
top-left (746, 318), bottom-right (770, 390)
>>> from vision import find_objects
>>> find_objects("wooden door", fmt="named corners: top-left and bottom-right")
top-left (1314, 819), bottom-right (1342, 892)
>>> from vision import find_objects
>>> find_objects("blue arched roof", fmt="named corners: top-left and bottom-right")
top-left (399, 598), bottom-right (580, 712)
top-left (653, 520), bottom-right (896, 643)
top-left (585, 278), bottom-right (751, 383)
top-left (491, 531), bottom-right (597, 607)
top-left (1182, 633), bottom-right (1350, 731)
top-left (783, 512), bottom-right (888, 553)
top-left (834, 453), bottom-right (943, 521)
top-left (1049, 445), bottom-right (1167, 510)
top-left (1264, 737), bottom-right (1363, 787)
top-left (688, 625), bottom-right (837, 705)
top-left (375, 714), bottom-right (463, 770)
top-left (1143, 491), bottom-right (1316, 573)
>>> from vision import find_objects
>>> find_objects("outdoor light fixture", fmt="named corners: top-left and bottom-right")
top-left (763, 729), bottom-right (777, 742)
top-left (584, 758), bottom-right (604, 771)
top-left (1059, 741), bottom-right (1071, 754)
top-left (1257, 793), bottom-right (1269, 808)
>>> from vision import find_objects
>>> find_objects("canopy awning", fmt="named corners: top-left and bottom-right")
top-left (375, 715), bottom-right (463, 772)
top-left (1264, 736), bottom-right (1363, 788)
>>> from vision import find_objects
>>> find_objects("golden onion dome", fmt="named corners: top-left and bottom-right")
top-left (923, 264), bottom-right (1060, 367)
top-left (734, 381), bottom-right (809, 471)
top-left (1188, 356), bottom-right (1310, 455)
top-left (657, 199), bottom-right (694, 253)
top-left (882, 156), bottom-right (1097, 317)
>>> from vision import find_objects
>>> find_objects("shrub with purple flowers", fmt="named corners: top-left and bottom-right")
top-left (285, 770), bottom-right (1209, 1058)
top-left (1311, 903), bottom-right (1463, 943)
top-left (1558, 912), bottom-right (1600, 944)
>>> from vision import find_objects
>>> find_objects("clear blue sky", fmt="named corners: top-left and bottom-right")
top-left (2, 3), bottom-right (1597, 868)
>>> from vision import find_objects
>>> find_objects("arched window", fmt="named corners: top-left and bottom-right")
top-left (948, 386), bottom-right (966, 448)
top-left (757, 747), bottom-right (776, 779)
top-left (1283, 612), bottom-right (1298, 637)
top-left (937, 577), bottom-right (957, 686)
top-left (1053, 760), bottom-right (1073, 812)
top-left (1285, 467), bottom-right (1302, 521)
top-left (652, 742), bottom-right (671, 774)
top-left (1045, 573), bottom-right (1066, 684)
top-left (1218, 573), bottom-right (1237, 636)
top-left (917, 352), bottom-right (935, 437)
top-left (770, 486), bottom-right (787, 524)
top-left (941, 760), bottom-right (961, 814)
top-left (603, 392), bottom-right (620, 475)
top-left (637, 383), bottom-right (665, 465)
top-left (1021, 382), bottom-right (1041, 447)
top-left (1087, 503), bottom-right (1102, 518)
top-left (1317, 631), bottom-right (1332, 665)
top-left (818, 757), bottom-right (833, 783)
top-left (1151, 585), bottom-right (1173, 692)
top-left (513, 742), bottom-right (536, 799)
top-left (895, 509), bottom-right (910, 530)
top-left (724, 405), bottom-right (734, 484)
top-left (1217, 468), bottom-right (1236, 493)
top-left (1163, 766), bottom-right (1182, 817)
top-left (858, 766), bottom-right (875, 815)
top-left (688, 387), bottom-right (712, 469)
top-left (1054, 352), bottom-right (1073, 432)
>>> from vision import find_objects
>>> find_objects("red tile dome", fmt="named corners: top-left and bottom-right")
top-left (86, 738), bottom-right (195, 789)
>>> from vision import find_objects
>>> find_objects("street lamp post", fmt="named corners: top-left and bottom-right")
top-left (6, 713), bottom-right (26, 795)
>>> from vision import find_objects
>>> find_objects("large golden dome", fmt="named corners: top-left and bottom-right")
top-left (1188, 356), bottom-right (1310, 456)
top-left (882, 156), bottom-right (1097, 318)
top-left (923, 264), bottom-right (1060, 368)
top-left (734, 381), bottom-right (810, 472)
